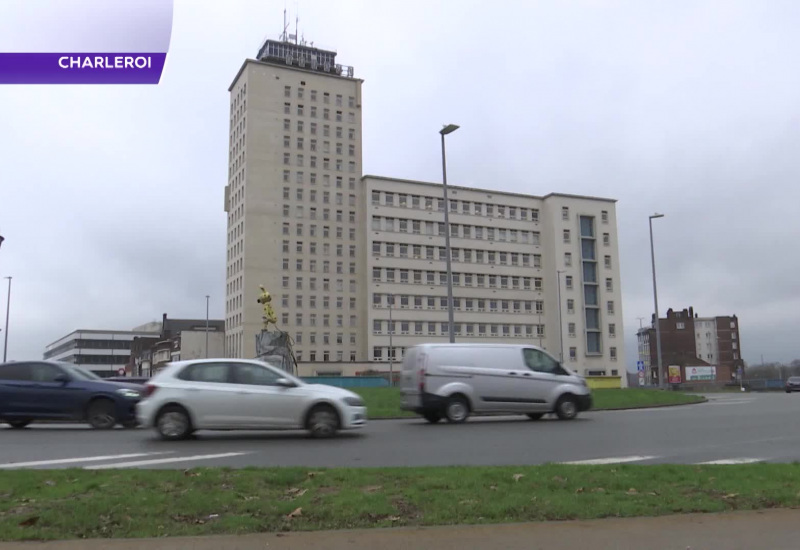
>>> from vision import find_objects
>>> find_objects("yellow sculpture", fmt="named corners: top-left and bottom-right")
top-left (257, 285), bottom-right (278, 330)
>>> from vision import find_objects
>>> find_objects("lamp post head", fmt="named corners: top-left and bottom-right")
top-left (650, 213), bottom-right (665, 220)
top-left (0, 235), bottom-right (4, 249)
top-left (440, 124), bottom-right (460, 136)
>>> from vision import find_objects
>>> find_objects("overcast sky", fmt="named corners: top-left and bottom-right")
top-left (1, 0), bottom-right (799, 369)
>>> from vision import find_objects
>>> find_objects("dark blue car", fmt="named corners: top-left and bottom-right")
top-left (0, 360), bottom-right (142, 429)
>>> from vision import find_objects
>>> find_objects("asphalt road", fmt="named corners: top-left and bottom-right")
top-left (2, 393), bottom-right (800, 469)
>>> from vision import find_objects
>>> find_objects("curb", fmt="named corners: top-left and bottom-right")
top-left (367, 397), bottom-right (708, 420)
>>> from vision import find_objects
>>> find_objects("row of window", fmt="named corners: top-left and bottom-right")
top-left (295, 350), bottom-right (357, 363)
top-left (564, 298), bottom-right (616, 315)
top-left (371, 267), bottom-right (543, 290)
top-left (370, 190), bottom-right (610, 224)
top-left (281, 258), bottom-right (358, 275)
top-left (284, 204), bottom-right (358, 219)
top-left (283, 102), bottom-right (356, 124)
top-left (284, 86), bottom-right (355, 109)
top-left (281, 277), bottom-right (357, 292)
top-left (279, 312), bottom-right (357, 327)
top-left (292, 332), bottom-right (357, 346)
top-left (373, 241), bottom-right (542, 267)
top-left (373, 321), bottom-right (545, 338)
top-left (371, 216), bottom-right (543, 244)
top-left (281, 294), bottom-right (357, 310)
top-left (369, 346), bottom-right (618, 362)
top-left (283, 171), bottom-right (357, 190)
top-left (284, 135), bottom-right (356, 155)
top-left (283, 119), bottom-right (357, 141)
top-left (373, 293), bottom-right (545, 314)
top-left (280, 242), bottom-right (358, 259)
top-left (283, 153), bottom-right (357, 172)
top-left (283, 187), bottom-right (358, 207)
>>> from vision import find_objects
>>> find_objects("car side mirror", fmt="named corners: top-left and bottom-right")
top-left (275, 377), bottom-right (295, 388)
top-left (54, 373), bottom-right (70, 384)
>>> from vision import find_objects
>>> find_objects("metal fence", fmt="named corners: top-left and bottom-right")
top-left (300, 376), bottom-right (390, 388)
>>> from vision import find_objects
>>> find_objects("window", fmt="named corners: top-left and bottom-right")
top-left (567, 299), bottom-right (575, 313)
top-left (562, 206), bottom-right (569, 220)
top-left (178, 363), bottom-right (229, 383)
top-left (568, 323), bottom-right (576, 337)
top-left (609, 323), bottom-right (616, 337)
top-left (607, 301), bottom-right (615, 314)
top-left (603, 233), bottom-right (610, 246)
top-left (563, 229), bottom-right (571, 243)
top-left (601, 210), bottom-right (609, 223)
top-left (604, 255), bottom-right (612, 269)
top-left (610, 347), bottom-right (618, 361)
top-left (569, 347), bottom-right (577, 361)
top-left (232, 364), bottom-right (283, 386)
top-left (676, 322), bottom-right (685, 330)
top-left (564, 253), bottom-right (572, 267)
top-left (523, 348), bottom-right (560, 374)
top-left (606, 278), bottom-right (613, 292)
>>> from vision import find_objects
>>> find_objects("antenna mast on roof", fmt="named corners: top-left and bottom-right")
top-left (281, 6), bottom-right (289, 42)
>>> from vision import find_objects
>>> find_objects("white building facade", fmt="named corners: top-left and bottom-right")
top-left (43, 329), bottom-right (159, 377)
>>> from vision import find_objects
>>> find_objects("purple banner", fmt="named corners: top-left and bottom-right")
top-left (0, 53), bottom-right (167, 84)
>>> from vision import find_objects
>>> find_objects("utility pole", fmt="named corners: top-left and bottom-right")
top-left (556, 270), bottom-right (565, 363)
top-left (3, 276), bottom-right (11, 362)
top-left (205, 295), bottom-right (210, 358)
top-left (388, 293), bottom-right (394, 386)
top-left (649, 213), bottom-right (665, 387)
top-left (439, 124), bottom-right (459, 343)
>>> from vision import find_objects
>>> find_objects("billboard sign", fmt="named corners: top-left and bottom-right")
top-left (685, 366), bottom-right (716, 381)
top-left (668, 365), bottom-right (682, 384)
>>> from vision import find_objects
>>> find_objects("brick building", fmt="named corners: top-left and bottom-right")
top-left (637, 306), bottom-right (743, 384)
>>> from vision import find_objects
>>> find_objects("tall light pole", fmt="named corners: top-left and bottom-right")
top-left (3, 276), bottom-right (11, 363)
top-left (387, 293), bottom-right (394, 386)
top-left (205, 295), bottom-right (210, 358)
top-left (556, 270), bottom-right (565, 363)
top-left (649, 214), bottom-right (665, 387)
top-left (440, 123), bottom-right (459, 343)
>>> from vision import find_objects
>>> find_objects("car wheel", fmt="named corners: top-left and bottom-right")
top-left (7, 420), bottom-right (31, 429)
top-left (526, 413), bottom-right (544, 421)
top-left (307, 404), bottom-right (340, 438)
top-left (422, 411), bottom-right (442, 424)
top-left (121, 419), bottom-right (138, 429)
top-left (156, 406), bottom-right (192, 441)
top-left (444, 395), bottom-right (470, 424)
top-left (87, 399), bottom-right (117, 430)
top-left (555, 395), bottom-right (579, 421)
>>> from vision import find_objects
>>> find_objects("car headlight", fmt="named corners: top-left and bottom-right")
top-left (116, 388), bottom-right (141, 399)
top-left (343, 396), bottom-right (364, 407)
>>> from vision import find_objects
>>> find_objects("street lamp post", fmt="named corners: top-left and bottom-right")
top-left (388, 293), bottom-right (394, 386)
top-left (440, 124), bottom-right (459, 343)
top-left (3, 276), bottom-right (11, 363)
top-left (556, 270), bottom-right (565, 363)
top-left (205, 295), bottom-right (210, 358)
top-left (649, 214), bottom-right (665, 387)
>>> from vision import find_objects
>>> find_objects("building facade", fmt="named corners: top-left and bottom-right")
top-left (637, 307), bottom-right (743, 383)
top-left (43, 328), bottom-right (160, 377)
top-left (364, 176), bottom-right (625, 377)
top-left (224, 39), bottom-right (364, 362)
top-left (224, 37), bottom-right (626, 381)
top-left (130, 314), bottom-right (225, 376)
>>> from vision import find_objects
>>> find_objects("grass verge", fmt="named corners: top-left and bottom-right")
top-left (0, 464), bottom-right (798, 540)
top-left (354, 388), bottom-right (704, 419)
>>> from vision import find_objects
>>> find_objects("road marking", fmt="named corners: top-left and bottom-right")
top-left (84, 452), bottom-right (249, 470)
top-left (559, 455), bottom-right (657, 465)
top-left (696, 458), bottom-right (762, 465)
top-left (0, 452), bottom-right (171, 469)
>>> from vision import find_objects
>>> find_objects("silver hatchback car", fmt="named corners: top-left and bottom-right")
top-left (136, 359), bottom-right (367, 440)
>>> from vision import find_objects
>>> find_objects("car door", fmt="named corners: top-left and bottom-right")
top-left (0, 362), bottom-right (39, 418)
top-left (175, 362), bottom-right (240, 428)
top-left (229, 362), bottom-right (305, 428)
top-left (29, 363), bottom-right (87, 419)
top-left (518, 348), bottom-right (566, 410)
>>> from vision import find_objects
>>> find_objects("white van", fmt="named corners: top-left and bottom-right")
top-left (400, 343), bottom-right (592, 423)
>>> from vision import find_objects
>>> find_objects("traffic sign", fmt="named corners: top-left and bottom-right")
top-left (117, 367), bottom-right (126, 376)
top-left (636, 361), bottom-right (645, 372)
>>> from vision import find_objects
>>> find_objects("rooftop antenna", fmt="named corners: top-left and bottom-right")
top-left (295, 12), bottom-right (299, 45)
top-left (281, 6), bottom-right (289, 42)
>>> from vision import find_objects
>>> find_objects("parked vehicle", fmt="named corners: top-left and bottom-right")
top-left (136, 358), bottom-right (367, 440)
top-left (400, 343), bottom-right (592, 423)
top-left (785, 377), bottom-right (800, 393)
top-left (0, 361), bottom-right (142, 429)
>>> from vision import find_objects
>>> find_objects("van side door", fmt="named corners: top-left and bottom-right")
top-left (520, 348), bottom-right (564, 410)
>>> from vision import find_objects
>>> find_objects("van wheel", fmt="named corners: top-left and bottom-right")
top-left (444, 396), bottom-right (470, 424)
top-left (526, 413), bottom-right (544, 421)
top-left (422, 411), bottom-right (442, 424)
top-left (555, 395), bottom-right (579, 420)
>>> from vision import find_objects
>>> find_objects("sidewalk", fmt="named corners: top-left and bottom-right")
top-left (2, 509), bottom-right (798, 550)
